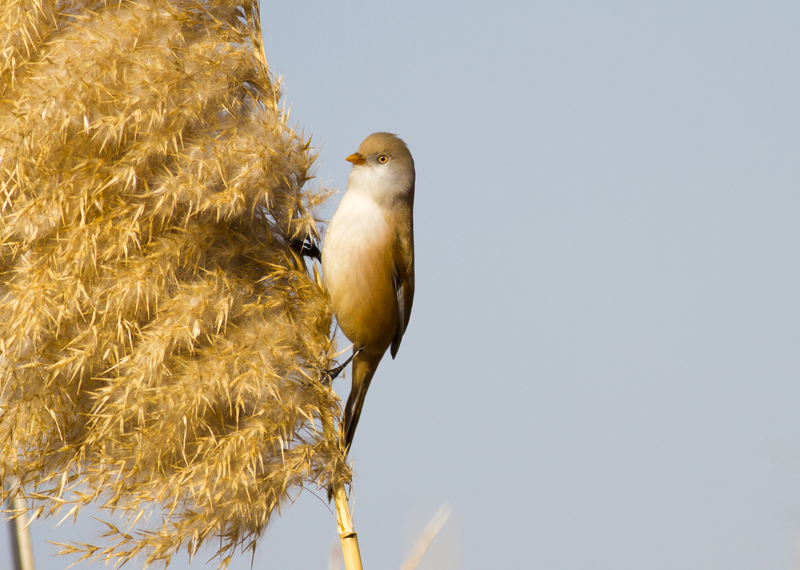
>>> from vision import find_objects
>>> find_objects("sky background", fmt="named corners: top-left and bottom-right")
top-left (5, 1), bottom-right (800, 569)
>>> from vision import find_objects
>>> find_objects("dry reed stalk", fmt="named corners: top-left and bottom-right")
top-left (5, 478), bottom-right (36, 570)
top-left (400, 505), bottom-right (452, 570)
top-left (320, 404), bottom-right (363, 569)
top-left (333, 484), bottom-right (362, 570)
top-left (0, 0), bottom-right (351, 567)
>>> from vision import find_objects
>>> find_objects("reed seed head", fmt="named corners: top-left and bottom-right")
top-left (0, 1), bottom-right (347, 566)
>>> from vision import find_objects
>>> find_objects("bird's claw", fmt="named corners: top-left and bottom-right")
top-left (289, 236), bottom-right (321, 260)
top-left (320, 346), bottom-right (364, 386)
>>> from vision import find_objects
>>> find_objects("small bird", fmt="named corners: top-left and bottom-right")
top-left (322, 132), bottom-right (415, 453)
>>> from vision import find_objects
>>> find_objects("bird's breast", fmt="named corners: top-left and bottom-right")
top-left (322, 193), bottom-right (398, 351)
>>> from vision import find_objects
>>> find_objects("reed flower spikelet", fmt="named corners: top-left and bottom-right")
top-left (0, 0), bottom-right (348, 566)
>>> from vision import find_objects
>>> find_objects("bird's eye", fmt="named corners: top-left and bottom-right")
top-left (377, 155), bottom-right (389, 164)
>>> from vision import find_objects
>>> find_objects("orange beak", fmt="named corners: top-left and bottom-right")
top-left (346, 153), bottom-right (366, 165)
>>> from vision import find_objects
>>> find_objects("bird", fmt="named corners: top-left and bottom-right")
top-left (322, 132), bottom-right (415, 454)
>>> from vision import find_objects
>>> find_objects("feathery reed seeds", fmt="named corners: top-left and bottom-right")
top-left (0, 1), bottom-right (348, 566)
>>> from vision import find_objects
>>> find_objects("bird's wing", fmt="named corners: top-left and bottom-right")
top-left (390, 228), bottom-right (415, 359)
top-left (391, 272), bottom-right (406, 359)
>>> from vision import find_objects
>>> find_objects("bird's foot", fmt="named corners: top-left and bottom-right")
top-left (320, 347), bottom-right (363, 386)
top-left (289, 236), bottom-right (322, 260)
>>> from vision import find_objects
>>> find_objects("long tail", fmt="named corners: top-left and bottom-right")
top-left (327, 349), bottom-right (385, 501)
top-left (343, 349), bottom-right (384, 453)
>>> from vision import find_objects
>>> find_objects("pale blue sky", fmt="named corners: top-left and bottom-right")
top-left (6, 1), bottom-right (800, 569)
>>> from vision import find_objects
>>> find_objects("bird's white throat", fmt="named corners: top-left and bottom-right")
top-left (347, 163), bottom-right (412, 205)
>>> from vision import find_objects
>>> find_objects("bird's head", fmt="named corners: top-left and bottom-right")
top-left (346, 132), bottom-right (415, 204)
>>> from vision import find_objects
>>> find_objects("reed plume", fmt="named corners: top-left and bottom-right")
top-left (0, 0), bottom-right (349, 566)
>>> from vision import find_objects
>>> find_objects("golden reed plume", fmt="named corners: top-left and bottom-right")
top-left (0, 1), bottom-right (349, 566)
